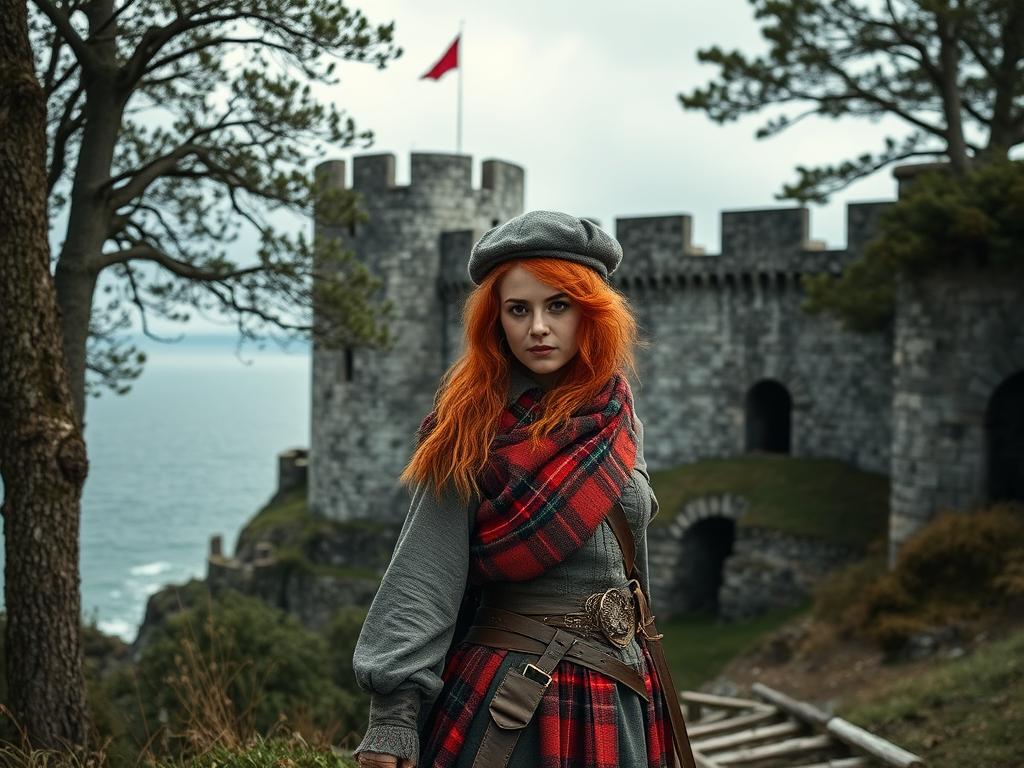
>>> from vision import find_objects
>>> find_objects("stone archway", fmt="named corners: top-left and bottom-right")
top-left (646, 494), bottom-right (747, 619)
top-left (675, 516), bottom-right (735, 614)
top-left (986, 369), bottom-right (1024, 504)
top-left (745, 379), bottom-right (792, 453)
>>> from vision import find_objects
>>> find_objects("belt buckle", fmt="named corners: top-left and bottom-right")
top-left (522, 662), bottom-right (552, 689)
top-left (584, 585), bottom-right (637, 648)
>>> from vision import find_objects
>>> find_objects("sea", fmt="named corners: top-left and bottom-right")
top-left (0, 334), bottom-right (312, 643)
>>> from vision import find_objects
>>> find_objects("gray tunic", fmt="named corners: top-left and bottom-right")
top-left (351, 364), bottom-right (661, 765)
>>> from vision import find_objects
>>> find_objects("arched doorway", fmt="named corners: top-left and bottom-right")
top-left (986, 370), bottom-right (1024, 504)
top-left (745, 379), bottom-right (792, 453)
top-left (675, 517), bottom-right (736, 614)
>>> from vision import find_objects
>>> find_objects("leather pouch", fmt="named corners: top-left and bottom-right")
top-left (488, 668), bottom-right (547, 730)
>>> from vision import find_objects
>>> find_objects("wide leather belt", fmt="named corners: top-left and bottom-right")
top-left (480, 581), bottom-right (642, 650)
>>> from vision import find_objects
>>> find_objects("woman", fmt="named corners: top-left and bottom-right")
top-left (352, 211), bottom-right (695, 768)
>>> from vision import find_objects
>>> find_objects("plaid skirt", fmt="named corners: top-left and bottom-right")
top-left (418, 639), bottom-right (676, 768)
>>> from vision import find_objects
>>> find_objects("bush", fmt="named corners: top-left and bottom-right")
top-left (103, 589), bottom-right (364, 764)
top-left (815, 502), bottom-right (1024, 651)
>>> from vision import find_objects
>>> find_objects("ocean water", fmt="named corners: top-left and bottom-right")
top-left (0, 335), bottom-right (311, 642)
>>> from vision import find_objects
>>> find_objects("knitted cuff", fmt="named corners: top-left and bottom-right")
top-left (354, 723), bottom-right (418, 765)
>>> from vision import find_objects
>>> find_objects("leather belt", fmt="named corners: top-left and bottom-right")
top-left (481, 581), bottom-right (642, 649)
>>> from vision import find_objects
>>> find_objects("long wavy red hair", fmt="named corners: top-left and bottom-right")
top-left (399, 257), bottom-right (642, 505)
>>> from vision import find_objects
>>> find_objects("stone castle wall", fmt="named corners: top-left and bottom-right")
top-left (889, 263), bottom-right (1024, 562)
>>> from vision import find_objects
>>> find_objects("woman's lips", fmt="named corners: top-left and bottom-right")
top-left (529, 347), bottom-right (554, 357)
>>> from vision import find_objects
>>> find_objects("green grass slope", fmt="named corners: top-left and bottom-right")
top-left (649, 453), bottom-right (889, 549)
top-left (841, 624), bottom-right (1024, 768)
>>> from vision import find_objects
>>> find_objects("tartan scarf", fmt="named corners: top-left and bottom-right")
top-left (444, 370), bottom-right (638, 584)
top-left (418, 641), bottom-right (676, 767)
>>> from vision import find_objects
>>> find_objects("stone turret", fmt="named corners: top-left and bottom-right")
top-left (310, 152), bottom-right (524, 521)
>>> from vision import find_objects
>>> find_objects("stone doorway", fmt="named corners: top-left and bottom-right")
top-left (986, 369), bottom-right (1024, 504)
top-left (745, 379), bottom-right (792, 453)
top-left (675, 516), bottom-right (736, 615)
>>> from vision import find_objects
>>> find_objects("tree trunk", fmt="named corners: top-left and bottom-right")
top-left (936, 14), bottom-right (969, 174)
top-left (0, 0), bottom-right (91, 751)
top-left (54, 0), bottom-right (121, 428)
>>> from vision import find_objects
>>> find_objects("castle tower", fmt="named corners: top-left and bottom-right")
top-left (310, 152), bottom-right (524, 522)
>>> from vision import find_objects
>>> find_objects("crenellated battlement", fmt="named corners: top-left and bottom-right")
top-left (319, 152), bottom-right (525, 204)
top-left (436, 200), bottom-right (894, 292)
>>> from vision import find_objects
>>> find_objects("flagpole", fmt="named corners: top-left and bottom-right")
top-left (457, 19), bottom-right (464, 153)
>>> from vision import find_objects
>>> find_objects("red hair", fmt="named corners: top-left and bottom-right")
top-left (399, 257), bottom-right (642, 505)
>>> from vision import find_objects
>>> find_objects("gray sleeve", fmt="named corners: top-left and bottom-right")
top-left (631, 407), bottom-right (659, 608)
top-left (351, 480), bottom-right (470, 764)
top-left (632, 406), bottom-right (660, 522)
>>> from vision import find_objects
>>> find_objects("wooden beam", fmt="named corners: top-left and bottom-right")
top-left (687, 708), bottom-right (780, 738)
top-left (828, 717), bottom-right (925, 767)
top-left (693, 721), bottom-right (802, 752)
top-left (683, 691), bottom-right (772, 710)
top-left (711, 734), bottom-right (835, 765)
top-left (750, 682), bottom-right (831, 726)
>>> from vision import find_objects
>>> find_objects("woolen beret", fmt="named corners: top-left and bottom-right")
top-left (468, 210), bottom-right (623, 285)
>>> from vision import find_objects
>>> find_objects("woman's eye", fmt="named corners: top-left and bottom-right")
top-left (508, 301), bottom-right (569, 316)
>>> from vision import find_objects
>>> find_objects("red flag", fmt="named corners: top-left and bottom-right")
top-left (421, 35), bottom-right (459, 80)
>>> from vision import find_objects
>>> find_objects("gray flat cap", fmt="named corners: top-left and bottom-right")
top-left (468, 210), bottom-right (623, 285)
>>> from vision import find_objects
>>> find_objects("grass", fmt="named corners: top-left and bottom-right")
top-left (0, 730), bottom-right (361, 768)
top-left (240, 487), bottom-right (392, 541)
top-left (660, 600), bottom-right (811, 691)
top-left (153, 735), bottom-right (360, 768)
top-left (649, 453), bottom-right (889, 549)
top-left (840, 624), bottom-right (1024, 768)
top-left (236, 487), bottom-right (391, 585)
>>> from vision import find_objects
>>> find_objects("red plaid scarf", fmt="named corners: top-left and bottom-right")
top-left (420, 371), bottom-right (638, 584)
top-left (419, 641), bottom-right (675, 767)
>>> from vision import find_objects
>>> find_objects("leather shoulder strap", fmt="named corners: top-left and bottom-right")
top-left (606, 502), bottom-right (637, 579)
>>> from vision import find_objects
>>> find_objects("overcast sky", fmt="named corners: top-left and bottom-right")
top-left (330, 0), bottom-right (904, 252)
top-left (120, 0), bottom-right (916, 337)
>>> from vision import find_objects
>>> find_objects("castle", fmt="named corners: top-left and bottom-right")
top-left (308, 151), bottom-right (1024, 579)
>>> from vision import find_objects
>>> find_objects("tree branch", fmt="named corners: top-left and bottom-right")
top-left (30, 0), bottom-right (97, 70)
top-left (47, 83), bottom-right (84, 192)
top-left (98, 242), bottom-right (264, 282)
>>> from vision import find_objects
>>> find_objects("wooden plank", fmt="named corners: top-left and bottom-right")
top-left (710, 734), bottom-right (835, 765)
top-left (750, 682), bottom-right (832, 727)
top-left (787, 759), bottom-right (868, 768)
top-left (693, 708), bottom-right (732, 725)
top-left (828, 717), bottom-right (926, 767)
top-left (687, 708), bottom-right (781, 738)
top-left (693, 721), bottom-right (802, 752)
top-left (682, 690), bottom-right (771, 710)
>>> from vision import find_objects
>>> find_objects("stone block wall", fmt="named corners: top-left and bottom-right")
top-left (611, 204), bottom-right (894, 476)
top-left (889, 263), bottom-right (1024, 564)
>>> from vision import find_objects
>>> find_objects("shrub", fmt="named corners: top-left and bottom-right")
top-left (104, 589), bottom-right (363, 763)
top-left (815, 502), bottom-right (1024, 652)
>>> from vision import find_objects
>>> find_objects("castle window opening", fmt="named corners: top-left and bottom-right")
top-left (985, 369), bottom-right (1024, 504)
top-left (344, 347), bottom-right (354, 383)
top-left (674, 516), bottom-right (735, 615)
top-left (745, 379), bottom-right (792, 453)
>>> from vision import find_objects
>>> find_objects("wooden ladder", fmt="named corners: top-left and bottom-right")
top-left (680, 683), bottom-right (926, 768)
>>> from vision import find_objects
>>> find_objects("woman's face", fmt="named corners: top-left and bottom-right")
top-left (497, 264), bottom-right (582, 388)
